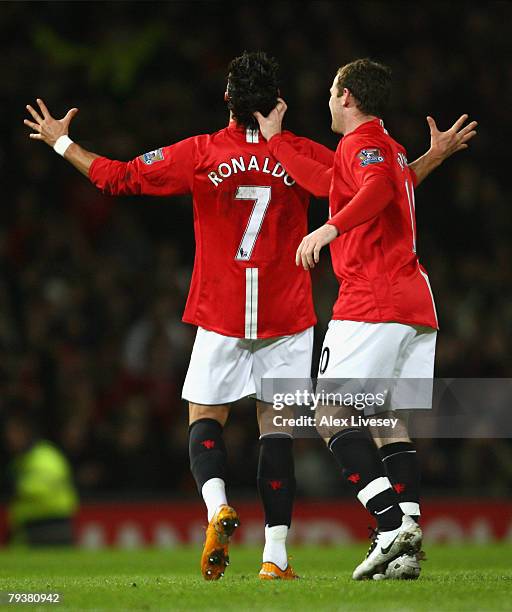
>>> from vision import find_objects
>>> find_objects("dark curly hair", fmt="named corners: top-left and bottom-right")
top-left (336, 58), bottom-right (392, 118)
top-left (226, 51), bottom-right (279, 128)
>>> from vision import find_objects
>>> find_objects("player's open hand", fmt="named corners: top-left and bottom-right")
top-left (254, 98), bottom-right (287, 141)
top-left (426, 114), bottom-right (477, 163)
top-left (296, 224), bottom-right (339, 270)
top-left (24, 99), bottom-right (78, 147)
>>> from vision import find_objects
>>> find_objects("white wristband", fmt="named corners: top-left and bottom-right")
top-left (54, 135), bottom-right (73, 157)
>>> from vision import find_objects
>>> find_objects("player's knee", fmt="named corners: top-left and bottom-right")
top-left (314, 403), bottom-right (350, 442)
top-left (189, 403), bottom-right (229, 426)
top-left (370, 410), bottom-right (411, 447)
top-left (257, 401), bottom-right (294, 437)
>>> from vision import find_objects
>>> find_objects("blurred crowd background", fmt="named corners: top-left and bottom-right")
top-left (1, 1), bottom-right (511, 505)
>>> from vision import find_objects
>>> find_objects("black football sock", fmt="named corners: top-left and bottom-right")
top-left (379, 441), bottom-right (421, 520)
top-left (189, 418), bottom-right (227, 492)
top-left (329, 428), bottom-right (403, 531)
top-left (257, 435), bottom-right (296, 528)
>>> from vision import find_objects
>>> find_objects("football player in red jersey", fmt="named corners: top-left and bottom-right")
top-left (24, 52), bottom-right (337, 581)
top-left (254, 58), bottom-right (477, 580)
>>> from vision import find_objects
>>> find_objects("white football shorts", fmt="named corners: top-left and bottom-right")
top-left (182, 326), bottom-right (314, 405)
top-left (317, 320), bottom-right (437, 411)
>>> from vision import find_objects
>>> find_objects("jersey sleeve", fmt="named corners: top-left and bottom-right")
top-left (327, 136), bottom-right (394, 234)
top-left (88, 136), bottom-right (196, 196)
top-left (344, 136), bottom-right (394, 187)
top-left (267, 134), bottom-right (334, 198)
top-left (327, 174), bottom-right (394, 234)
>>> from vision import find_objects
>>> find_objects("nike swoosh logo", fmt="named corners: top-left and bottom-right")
top-left (380, 535), bottom-right (398, 555)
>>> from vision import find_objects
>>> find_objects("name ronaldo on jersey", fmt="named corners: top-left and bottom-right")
top-left (208, 155), bottom-right (296, 187)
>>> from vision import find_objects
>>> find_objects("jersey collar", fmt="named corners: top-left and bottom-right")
top-left (228, 120), bottom-right (261, 143)
top-left (350, 117), bottom-right (386, 135)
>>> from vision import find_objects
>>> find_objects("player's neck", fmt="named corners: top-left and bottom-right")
top-left (343, 113), bottom-right (378, 135)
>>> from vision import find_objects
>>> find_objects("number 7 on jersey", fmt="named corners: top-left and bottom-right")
top-left (234, 186), bottom-right (272, 261)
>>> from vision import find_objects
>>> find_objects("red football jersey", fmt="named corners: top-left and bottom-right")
top-left (89, 122), bottom-right (334, 338)
top-left (327, 119), bottom-right (438, 329)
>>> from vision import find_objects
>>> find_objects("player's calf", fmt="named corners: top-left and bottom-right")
top-left (328, 428), bottom-right (404, 531)
top-left (257, 435), bottom-right (296, 573)
top-left (189, 417), bottom-right (228, 519)
top-left (378, 440), bottom-right (421, 521)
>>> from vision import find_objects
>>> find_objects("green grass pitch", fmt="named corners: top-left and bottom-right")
top-left (0, 544), bottom-right (510, 611)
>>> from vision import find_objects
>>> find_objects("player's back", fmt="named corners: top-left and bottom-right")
top-left (183, 122), bottom-right (317, 339)
top-left (89, 122), bottom-right (334, 339)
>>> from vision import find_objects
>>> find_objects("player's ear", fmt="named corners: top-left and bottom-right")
top-left (342, 88), bottom-right (352, 107)
top-left (224, 91), bottom-right (229, 102)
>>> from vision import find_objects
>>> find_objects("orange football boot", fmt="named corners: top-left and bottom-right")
top-left (259, 561), bottom-right (300, 580)
top-left (201, 505), bottom-right (240, 580)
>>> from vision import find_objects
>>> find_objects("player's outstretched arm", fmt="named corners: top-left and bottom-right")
top-left (24, 98), bottom-right (99, 177)
top-left (409, 114), bottom-right (477, 186)
top-left (254, 99), bottom-right (334, 198)
top-left (25, 98), bottom-right (194, 197)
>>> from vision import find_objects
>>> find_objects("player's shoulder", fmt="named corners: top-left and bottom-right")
top-left (208, 125), bottom-right (231, 138)
top-left (346, 125), bottom-right (389, 145)
top-left (183, 131), bottom-right (221, 155)
top-left (385, 131), bottom-right (407, 155)
top-left (197, 124), bottom-right (249, 148)
top-left (357, 121), bottom-right (405, 152)
top-left (341, 127), bottom-right (399, 172)
top-left (159, 133), bottom-right (207, 152)
top-left (343, 124), bottom-right (394, 157)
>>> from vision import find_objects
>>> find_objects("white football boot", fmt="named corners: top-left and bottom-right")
top-left (352, 515), bottom-right (422, 580)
